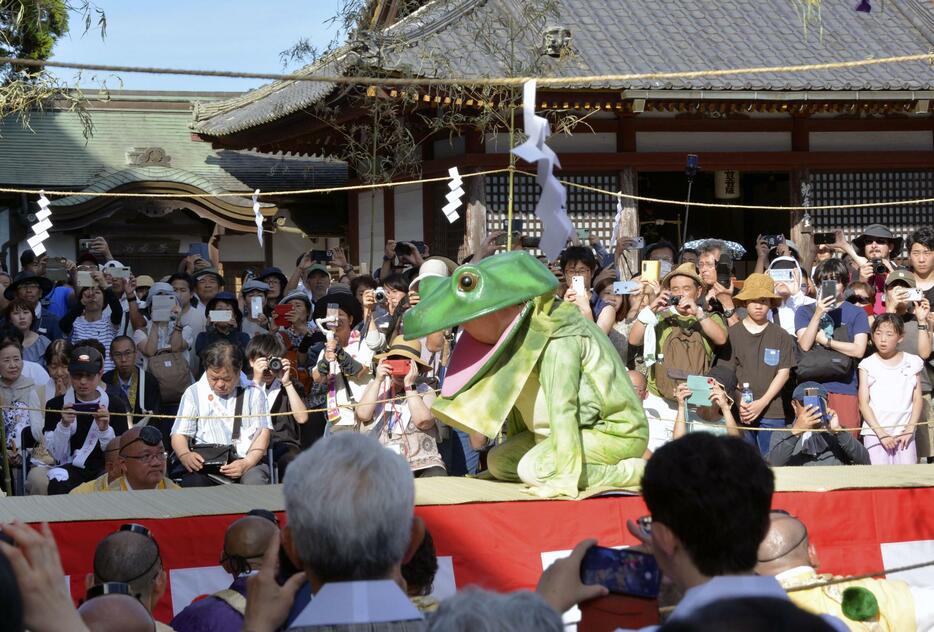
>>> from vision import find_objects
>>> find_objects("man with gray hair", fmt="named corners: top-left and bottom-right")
top-left (243, 432), bottom-right (426, 631)
top-left (427, 589), bottom-right (562, 632)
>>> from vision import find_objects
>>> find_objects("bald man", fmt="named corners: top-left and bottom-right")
top-left (79, 593), bottom-right (155, 632)
top-left (70, 433), bottom-right (126, 494)
top-left (92, 528), bottom-right (172, 631)
top-left (171, 514), bottom-right (279, 632)
top-left (756, 511), bottom-right (932, 631)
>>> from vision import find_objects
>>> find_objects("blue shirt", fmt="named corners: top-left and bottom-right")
top-left (794, 300), bottom-right (870, 395)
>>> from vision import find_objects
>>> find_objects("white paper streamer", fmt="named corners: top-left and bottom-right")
top-left (510, 80), bottom-right (572, 260)
top-left (609, 192), bottom-right (623, 248)
top-left (252, 189), bottom-right (263, 247)
top-left (29, 191), bottom-right (53, 254)
top-left (442, 166), bottom-right (463, 222)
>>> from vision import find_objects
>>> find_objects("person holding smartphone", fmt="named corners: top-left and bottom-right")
top-left (28, 346), bottom-right (129, 495)
top-left (795, 259), bottom-right (870, 434)
top-left (355, 336), bottom-right (445, 477)
top-left (194, 292), bottom-right (249, 376)
top-left (240, 279), bottom-right (271, 338)
top-left (559, 246), bottom-right (615, 335)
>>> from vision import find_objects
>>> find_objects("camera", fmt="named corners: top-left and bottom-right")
top-left (374, 287), bottom-right (387, 303)
top-left (268, 357), bottom-right (284, 372)
top-left (669, 295), bottom-right (681, 306)
top-left (870, 259), bottom-right (887, 275)
top-left (395, 241), bottom-right (427, 258)
top-left (764, 234), bottom-right (785, 249)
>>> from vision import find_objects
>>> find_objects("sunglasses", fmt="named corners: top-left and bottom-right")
top-left (846, 295), bottom-right (871, 305)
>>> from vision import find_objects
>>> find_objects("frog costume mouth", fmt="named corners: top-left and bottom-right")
top-left (403, 251), bottom-right (559, 397)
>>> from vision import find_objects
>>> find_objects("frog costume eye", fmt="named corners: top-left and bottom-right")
top-left (457, 271), bottom-right (479, 292)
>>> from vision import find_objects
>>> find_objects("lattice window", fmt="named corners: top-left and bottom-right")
top-left (484, 174), bottom-right (620, 244)
top-left (811, 171), bottom-right (934, 243)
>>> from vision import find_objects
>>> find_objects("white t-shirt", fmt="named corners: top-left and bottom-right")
top-left (858, 352), bottom-right (924, 437)
top-left (317, 330), bottom-right (374, 430)
top-left (171, 375), bottom-right (272, 458)
top-left (23, 361), bottom-right (53, 404)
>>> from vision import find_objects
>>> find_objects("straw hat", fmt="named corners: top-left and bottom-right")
top-left (734, 273), bottom-right (781, 303)
top-left (662, 262), bottom-right (703, 288)
top-left (375, 335), bottom-right (431, 370)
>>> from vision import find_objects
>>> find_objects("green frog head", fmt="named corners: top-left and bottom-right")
top-left (403, 250), bottom-right (558, 339)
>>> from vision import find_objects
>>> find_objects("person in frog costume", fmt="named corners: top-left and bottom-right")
top-left (403, 250), bottom-right (647, 498)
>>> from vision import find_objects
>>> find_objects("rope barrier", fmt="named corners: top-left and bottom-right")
top-left (0, 168), bottom-right (510, 200)
top-left (785, 558), bottom-right (934, 592)
top-left (1, 53), bottom-right (932, 87)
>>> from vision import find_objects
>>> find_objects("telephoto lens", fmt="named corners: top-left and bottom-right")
top-left (268, 357), bottom-right (283, 372)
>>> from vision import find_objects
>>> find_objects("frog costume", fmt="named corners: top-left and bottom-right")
top-left (404, 251), bottom-right (647, 498)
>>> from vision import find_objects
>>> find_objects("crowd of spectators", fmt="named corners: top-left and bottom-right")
top-left (0, 220), bottom-right (931, 629)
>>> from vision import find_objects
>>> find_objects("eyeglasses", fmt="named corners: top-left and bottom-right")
top-left (564, 266), bottom-right (591, 275)
top-left (846, 295), bottom-right (871, 305)
top-left (121, 450), bottom-right (166, 465)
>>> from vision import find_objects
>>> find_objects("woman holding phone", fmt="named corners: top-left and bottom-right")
top-left (355, 336), bottom-right (445, 477)
top-left (194, 292), bottom-right (249, 375)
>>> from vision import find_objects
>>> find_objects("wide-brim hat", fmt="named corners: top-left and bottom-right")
top-left (311, 286), bottom-right (362, 326)
top-left (662, 262), bottom-right (703, 288)
top-left (135, 275), bottom-right (155, 288)
top-left (4, 271), bottom-right (53, 300)
top-left (734, 273), bottom-right (781, 303)
top-left (853, 224), bottom-right (903, 256)
top-left (409, 256), bottom-right (458, 290)
top-left (279, 289), bottom-right (313, 314)
top-left (258, 266), bottom-right (289, 289)
top-left (375, 335), bottom-right (431, 370)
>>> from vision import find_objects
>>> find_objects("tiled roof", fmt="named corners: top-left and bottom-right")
top-left (191, 0), bottom-right (934, 137)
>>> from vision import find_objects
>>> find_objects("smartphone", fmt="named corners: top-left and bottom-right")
top-left (659, 260), bottom-right (673, 277)
top-left (250, 296), bottom-right (264, 319)
top-left (326, 303), bottom-right (339, 327)
top-left (642, 260), bottom-right (660, 283)
top-left (715, 253), bottom-right (732, 287)
top-left (686, 374), bottom-right (712, 406)
top-left (522, 236), bottom-right (540, 249)
top-left (765, 234), bottom-right (785, 249)
top-left (571, 275), bottom-right (586, 295)
top-left (108, 266), bottom-right (131, 279)
top-left (150, 295), bottom-right (175, 322)
top-left (187, 243), bottom-right (210, 260)
top-left (813, 232), bottom-right (836, 246)
top-left (505, 218), bottom-right (523, 234)
top-left (71, 402), bottom-right (100, 414)
top-left (576, 228), bottom-right (589, 242)
top-left (273, 304), bottom-right (292, 327)
top-left (580, 545), bottom-right (662, 599)
top-left (209, 310), bottom-right (233, 323)
top-left (76, 271), bottom-right (93, 287)
top-left (385, 359), bottom-right (411, 377)
top-left (613, 281), bottom-right (641, 295)
top-left (820, 280), bottom-right (837, 302)
top-left (78, 238), bottom-right (95, 252)
top-left (768, 268), bottom-right (794, 283)
top-left (46, 260), bottom-right (68, 283)
top-left (906, 288), bottom-right (924, 302)
top-left (624, 236), bottom-right (646, 250)
top-left (494, 232), bottom-right (510, 246)
top-left (802, 387), bottom-right (829, 425)
top-left (395, 241), bottom-right (427, 257)
top-left (310, 249), bottom-right (332, 262)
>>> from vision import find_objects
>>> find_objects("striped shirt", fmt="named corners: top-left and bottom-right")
top-left (70, 317), bottom-right (120, 371)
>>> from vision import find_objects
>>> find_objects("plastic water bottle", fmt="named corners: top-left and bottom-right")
top-left (740, 383), bottom-right (754, 405)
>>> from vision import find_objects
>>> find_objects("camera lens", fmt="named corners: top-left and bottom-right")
top-left (268, 357), bottom-right (283, 372)
top-left (374, 288), bottom-right (387, 303)
top-left (669, 295), bottom-right (681, 306)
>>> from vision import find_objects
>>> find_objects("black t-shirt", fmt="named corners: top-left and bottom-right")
top-left (268, 381), bottom-right (305, 450)
top-left (43, 394), bottom-right (130, 473)
top-left (724, 321), bottom-right (797, 420)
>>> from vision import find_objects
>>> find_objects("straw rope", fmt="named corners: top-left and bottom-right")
top-left (1, 53), bottom-right (932, 87)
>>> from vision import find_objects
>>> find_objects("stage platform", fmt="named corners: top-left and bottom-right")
top-left (3, 465), bottom-right (934, 623)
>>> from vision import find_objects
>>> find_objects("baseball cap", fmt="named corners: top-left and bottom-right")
top-left (306, 264), bottom-right (330, 277)
top-left (884, 268), bottom-right (916, 289)
top-left (241, 279), bottom-right (270, 295)
top-left (792, 381), bottom-right (828, 403)
top-left (68, 346), bottom-right (103, 374)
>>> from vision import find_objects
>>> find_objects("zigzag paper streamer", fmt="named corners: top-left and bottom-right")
top-left (253, 189), bottom-right (263, 247)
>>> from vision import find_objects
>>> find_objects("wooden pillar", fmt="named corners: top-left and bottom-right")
top-left (383, 187), bottom-right (395, 242)
top-left (348, 190), bottom-right (359, 265)
top-left (462, 171), bottom-right (487, 262)
top-left (619, 167), bottom-right (639, 278)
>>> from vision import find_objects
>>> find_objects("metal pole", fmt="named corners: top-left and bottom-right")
top-left (681, 179), bottom-right (694, 245)
top-left (506, 103), bottom-right (516, 251)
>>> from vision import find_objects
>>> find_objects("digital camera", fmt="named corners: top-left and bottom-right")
top-left (268, 357), bottom-right (284, 372)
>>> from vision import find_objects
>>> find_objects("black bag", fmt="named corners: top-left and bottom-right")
top-left (169, 388), bottom-right (245, 480)
top-left (796, 324), bottom-right (854, 382)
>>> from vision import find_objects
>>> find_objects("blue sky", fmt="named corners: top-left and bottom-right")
top-left (49, 1), bottom-right (344, 93)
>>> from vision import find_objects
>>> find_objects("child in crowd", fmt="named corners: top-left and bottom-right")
top-left (858, 314), bottom-right (924, 465)
top-left (726, 273), bottom-right (796, 456)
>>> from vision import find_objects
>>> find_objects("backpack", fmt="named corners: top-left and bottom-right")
top-left (654, 317), bottom-right (713, 401)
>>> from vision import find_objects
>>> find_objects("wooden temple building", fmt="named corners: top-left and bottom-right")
top-left (191, 0), bottom-right (934, 270)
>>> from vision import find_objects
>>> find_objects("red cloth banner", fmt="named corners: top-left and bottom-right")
top-left (44, 487), bottom-right (934, 623)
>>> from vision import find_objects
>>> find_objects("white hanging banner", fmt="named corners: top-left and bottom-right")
top-left (442, 166), bottom-right (464, 223)
top-left (252, 189), bottom-right (264, 247)
top-left (609, 192), bottom-right (623, 249)
top-left (509, 80), bottom-right (572, 260)
top-left (29, 191), bottom-right (54, 254)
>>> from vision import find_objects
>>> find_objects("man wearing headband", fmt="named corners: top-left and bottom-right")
top-left (767, 256), bottom-right (815, 337)
top-left (91, 523), bottom-right (171, 631)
